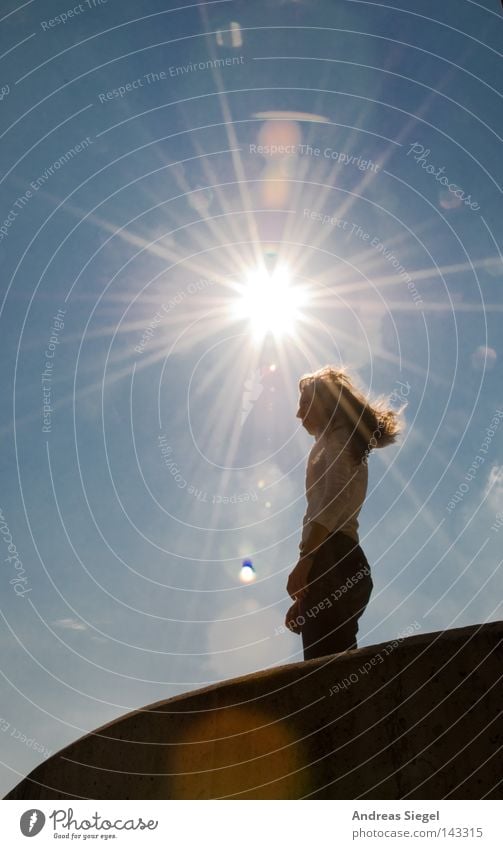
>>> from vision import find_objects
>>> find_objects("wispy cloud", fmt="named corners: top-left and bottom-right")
top-left (240, 368), bottom-right (264, 426)
top-left (471, 346), bottom-right (497, 370)
top-left (52, 618), bottom-right (88, 632)
top-left (484, 464), bottom-right (503, 511)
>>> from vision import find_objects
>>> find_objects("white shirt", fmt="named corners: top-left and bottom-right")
top-left (301, 424), bottom-right (368, 546)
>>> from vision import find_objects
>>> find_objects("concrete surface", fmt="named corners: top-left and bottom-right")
top-left (5, 621), bottom-right (502, 799)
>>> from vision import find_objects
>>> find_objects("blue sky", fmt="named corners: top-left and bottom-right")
top-left (0, 0), bottom-right (502, 798)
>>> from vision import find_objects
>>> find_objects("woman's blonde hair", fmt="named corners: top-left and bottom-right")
top-left (299, 365), bottom-right (405, 461)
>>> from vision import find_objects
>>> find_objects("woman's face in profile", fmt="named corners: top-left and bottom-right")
top-left (296, 386), bottom-right (324, 435)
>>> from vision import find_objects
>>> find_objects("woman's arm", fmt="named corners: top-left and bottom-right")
top-left (300, 520), bottom-right (330, 557)
top-left (285, 598), bottom-right (303, 633)
top-left (287, 521), bottom-right (330, 600)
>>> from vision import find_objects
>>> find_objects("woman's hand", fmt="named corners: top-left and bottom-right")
top-left (286, 555), bottom-right (314, 600)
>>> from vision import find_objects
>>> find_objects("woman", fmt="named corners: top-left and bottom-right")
top-left (286, 366), bottom-right (403, 661)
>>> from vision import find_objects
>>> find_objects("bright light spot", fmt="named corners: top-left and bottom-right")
top-left (240, 558), bottom-right (256, 583)
top-left (257, 479), bottom-right (265, 488)
top-left (471, 345), bottom-right (497, 370)
top-left (269, 363), bottom-right (277, 372)
top-left (216, 21), bottom-right (243, 48)
top-left (231, 265), bottom-right (308, 341)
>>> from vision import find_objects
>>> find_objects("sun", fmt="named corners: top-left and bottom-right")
top-left (230, 264), bottom-right (308, 341)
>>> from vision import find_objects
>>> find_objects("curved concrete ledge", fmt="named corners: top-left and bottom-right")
top-left (6, 622), bottom-right (502, 799)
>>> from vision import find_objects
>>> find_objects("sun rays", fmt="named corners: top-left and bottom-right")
top-left (9, 99), bottom-right (500, 541)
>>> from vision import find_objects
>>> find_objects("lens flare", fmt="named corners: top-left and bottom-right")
top-left (240, 558), bottom-right (256, 583)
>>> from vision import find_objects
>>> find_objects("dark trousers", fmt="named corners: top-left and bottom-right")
top-left (300, 531), bottom-right (373, 661)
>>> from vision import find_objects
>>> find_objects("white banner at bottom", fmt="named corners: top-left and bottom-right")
top-left (1, 800), bottom-right (501, 848)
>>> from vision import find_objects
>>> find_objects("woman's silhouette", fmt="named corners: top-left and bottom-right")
top-left (286, 366), bottom-right (404, 661)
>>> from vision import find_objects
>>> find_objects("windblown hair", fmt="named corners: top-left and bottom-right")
top-left (299, 365), bottom-right (405, 462)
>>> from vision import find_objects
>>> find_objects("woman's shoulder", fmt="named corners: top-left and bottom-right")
top-left (323, 425), bottom-right (366, 466)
